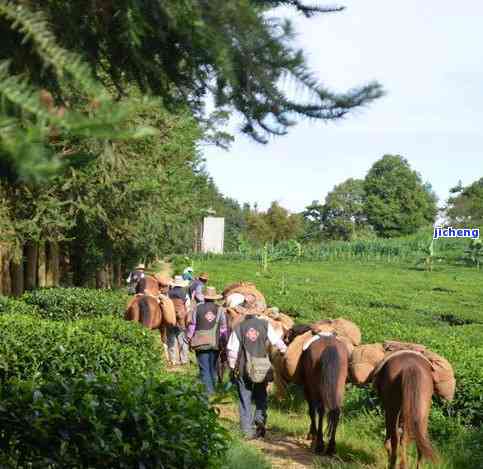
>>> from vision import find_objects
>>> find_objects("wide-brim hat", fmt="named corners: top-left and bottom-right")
top-left (136, 263), bottom-right (145, 270)
top-left (172, 275), bottom-right (189, 288)
top-left (199, 272), bottom-right (209, 281)
top-left (155, 274), bottom-right (173, 287)
top-left (204, 286), bottom-right (222, 300)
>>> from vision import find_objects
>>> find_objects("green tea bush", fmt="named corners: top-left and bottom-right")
top-left (20, 287), bottom-right (128, 320)
top-left (0, 295), bottom-right (40, 316)
top-left (0, 373), bottom-right (228, 468)
top-left (0, 314), bottom-right (164, 381)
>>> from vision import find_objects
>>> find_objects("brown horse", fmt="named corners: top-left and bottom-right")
top-left (125, 294), bottom-right (164, 329)
top-left (135, 275), bottom-right (164, 296)
top-left (300, 334), bottom-right (349, 455)
top-left (373, 351), bottom-right (435, 469)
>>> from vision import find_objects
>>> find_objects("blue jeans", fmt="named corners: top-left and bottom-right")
top-left (196, 350), bottom-right (219, 396)
top-left (167, 326), bottom-right (189, 365)
top-left (235, 376), bottom-right (268, 437)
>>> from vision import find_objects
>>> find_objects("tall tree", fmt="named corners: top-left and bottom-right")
top-left (1, 1), bottom-right (383, 178)
top-left (247, 201), bottom-right (302, 244)
top-left (364, 155), bottom-right (437, 237)
top-left (301, 200), bottom-right (324, 241)
top-left (446, 178), bottom-right (483, 226)
top-left (321, 178), bottom-right (367, 240)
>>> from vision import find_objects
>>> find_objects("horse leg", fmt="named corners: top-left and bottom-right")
top-left (307, 400), bottom-right (317, 441)
top-left (398, 427), bottom-right (408, 469)
top-left (325, 408), bottom-right (340, 456)
top-left (386, 410), bottom-right (399, 469)
top-left (314, 404), bottom-right (325, 454)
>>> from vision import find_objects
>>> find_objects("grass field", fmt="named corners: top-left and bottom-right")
top-left (190, 257), bottom-right (483, 468)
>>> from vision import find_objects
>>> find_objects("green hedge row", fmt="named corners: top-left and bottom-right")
top-left (0, 289), bottom-right (230, 467)
top-left (0, 314), bottom-right (164, 381)
top-left (0, 374), bottom-right (228, 468)
top-left (19, 287), bottom-right (129, 320)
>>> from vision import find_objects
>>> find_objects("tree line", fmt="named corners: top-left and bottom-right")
top-left (221, 155), bottom-right (483, 246)
top-left (0, 1), bottom-right (380, 295)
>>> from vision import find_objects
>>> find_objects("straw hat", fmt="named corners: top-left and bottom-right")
top-left (135, 263), bottom-right (145, 270)
top-left (172, 275), bottom-right (189, 288)
top-left (199, 272), bottom-right (209, 281)
top-left (155, 274), bottom-right (173, 287)
top-left (204, 286), bottom-right (222, 300)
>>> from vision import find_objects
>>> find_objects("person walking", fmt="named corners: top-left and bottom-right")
top-left (188, 272), bottom-right (209, 304)
top-left (226, 305), bottom-right (287, 439)
top-left (126, 263), bottom-right (145, 294)
top-left (182, 266), bottom-right (194, 282)
top-left (187, 286), bottom-right (227, 396)
top-left (167, 275), bottom-right (190, 365)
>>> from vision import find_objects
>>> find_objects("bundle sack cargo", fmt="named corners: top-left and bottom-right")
top-left (158, 294), bottom-right (177, 326)
top-left (279, 318), bottom-right (361, 385)
top-left (265, 307), bottom-right (294, 332)
top-left (349, 340), bottom-right (455, 401)
top-left (311, 318), bottom-right (361, 347)
top-left (223, 282), bottom-right (267, 309)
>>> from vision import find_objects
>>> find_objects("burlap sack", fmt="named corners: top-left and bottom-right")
top-left (312, 318), bottom-right (361, 346)
top-left (269, 346), bottom-right (289, 400)
top-left (284, 330), bottom-right (313, 384)
top-left (265, 308), bottom-right (294, 332)
top-left (159, 295), bottom-right (176, 326)
top-left (337, 335), bottom-right (355, 357)
top-left (423, 350), bottom-right (456, 401)
top-left (383, 340), bottom-right (426, 354)
top-left (333, 318), bottom-right (362, 346)
top-left (222, 282), bottom-right (267, 309)
top-left (349, 343), bottom-right (385, 385)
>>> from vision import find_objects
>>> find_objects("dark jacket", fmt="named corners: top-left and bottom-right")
top-left (235, 315), bottom-right (269, 375)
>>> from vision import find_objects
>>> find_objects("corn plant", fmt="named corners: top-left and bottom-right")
top-left (464, 239), bottom-right (483, 271)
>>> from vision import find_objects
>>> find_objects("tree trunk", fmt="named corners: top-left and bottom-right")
top-left (96, 268), bottom-right (108, 289)
top-left (46, 241), bottom-right (60, 287)
top-left (24, 243), bottom-right (38, 290)
top-left (2, 256), bottom-right (12, 296)
top-left (0, 245), bottom-right (4, 295)
top-left (113, 262), bottom-right (122, 288)
top-left (37, 242), bottom-right (47, 288)
top-left (10, 259), bottom-right (24, 297)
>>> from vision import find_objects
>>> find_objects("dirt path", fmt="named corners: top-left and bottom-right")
top-left (218, 404), bottom-right (316, 468)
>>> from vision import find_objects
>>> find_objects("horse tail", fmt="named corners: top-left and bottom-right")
top-left (401, 366), bottom-right (434, 462)
top-left (318, 338), bottom-right (341, 440)
top-left (138, 296), bottom-right (152, 327)
top-left (135, 277), bottom-right (146, 294)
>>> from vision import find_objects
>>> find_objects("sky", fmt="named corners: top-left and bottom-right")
top-left (203, 0), bottom-right (483, 213)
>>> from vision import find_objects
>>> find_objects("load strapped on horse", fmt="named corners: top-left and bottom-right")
top-left (349, 340), bottom-right (456, 401)
top-left (270, 318), bottom-right (361, 389)
top-left (223, 281), bottom-right (294, 334)
top-left (125, 274), bottom-right (177, 363)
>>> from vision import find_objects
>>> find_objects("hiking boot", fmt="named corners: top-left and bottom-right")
top-left (255, 421), bottom-right (266, 438)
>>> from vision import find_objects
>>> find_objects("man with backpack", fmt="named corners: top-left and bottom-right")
top-left (226, 306), bottom-right (287, 439)
top-left (187, 286), bottom-right (227, 396)
top-left (188, 272), bottom-right (209, 304)
top-left (167, 275), bottom-right (190, 366)
top-left (126, 263), bottom-right (145, 294)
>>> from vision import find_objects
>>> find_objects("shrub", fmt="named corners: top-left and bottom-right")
top-left (0, 314), bottom-right (164, 381)
top-left (0, 295), bottom-right (40, 316)
top-left (0, 373), bottom-right (229, 468)
top-left (20, 287), bottom-right (128, 321)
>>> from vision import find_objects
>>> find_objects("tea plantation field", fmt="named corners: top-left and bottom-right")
top-left (194, 257), bottom-right (483, 468)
